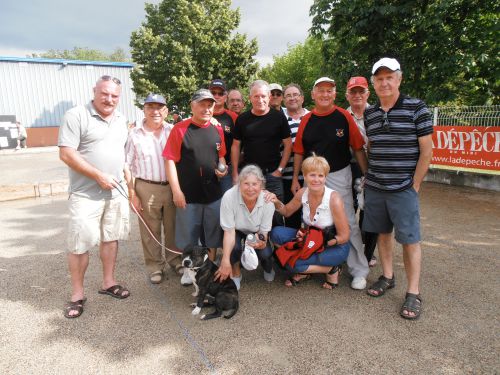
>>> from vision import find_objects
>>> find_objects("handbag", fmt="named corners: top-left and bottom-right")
top-left (241, 243), bottom-right (258, 270)
top-left (275, 226), bottom-right (325, 268)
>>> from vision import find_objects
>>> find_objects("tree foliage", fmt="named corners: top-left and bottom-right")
top-left (130, 0), bottom-right (258, 110)
top-left (259, 37), bottom-right (325, 109)
top-left (310, 0), bottom-right (499, 105)
top-left (30, 47), bottom-right (129, 62)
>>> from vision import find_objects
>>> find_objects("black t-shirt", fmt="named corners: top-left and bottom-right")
top-left (233, 108), bottom-right (291, 171)
top-left (214, 109), bottom-right (238, 165)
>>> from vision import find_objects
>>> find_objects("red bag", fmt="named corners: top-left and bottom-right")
top-left (275, 226), bottom-right (325, 268)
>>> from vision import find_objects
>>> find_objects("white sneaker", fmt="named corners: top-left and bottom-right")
top-left (231, 275), bottom-right (241, 290)
top-left (263, 268), bottom-right (275, 282)
top-left (351, 276), bottom-right (367, 290)
top-left (181, 272), bottom-right (193, 286)
top-left (15, 146), bottom-right (20, 150)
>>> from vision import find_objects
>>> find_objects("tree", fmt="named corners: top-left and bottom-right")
top-left (130, 0), bottom-right (258, 110)
top-left (310, 0), bottom-right (499, 106)
top-left (259, 37), bottom-right (325, 109)
top-left (30, 47), bottom-right (130, 62)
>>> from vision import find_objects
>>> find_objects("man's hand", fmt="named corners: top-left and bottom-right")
top-left (96, 173), bottom-right (119, 190)
top-left (172, 190), bottom-right (187, 209)
top-left (214, 259), bottom-right (232, 282)
top-left (271, 169), bottom-right (282, 177)
top-left (214, 166), bottom-right (227, 179)
top-left (291, 178), bottom-right (301, 195)
top-left (130, 195), bottom-right (142, 211)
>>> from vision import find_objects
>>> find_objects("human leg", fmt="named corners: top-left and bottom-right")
top-left (67, 252), bottom-right (89, 315)
top-left (402, 242), bottom-right (422, 309)
top-left (282, 178), bottom-right (302, 229)
top-left (202, 199), bottom-right (223, 261)
top-left (270, 226), bottom-right (297, 245)
top-left (162, 184), bottom-right (181, 270)
top-left (265, 173), bottom-right (284, 226)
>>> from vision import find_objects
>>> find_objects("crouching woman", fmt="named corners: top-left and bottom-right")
top-left (214, 165), bottom-right (276, 290)
top-left (269, 154), bottom-right (350, 288)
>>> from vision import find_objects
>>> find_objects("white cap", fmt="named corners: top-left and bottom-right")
top-left (372, 58), bottom-right (401, 74)
top-left (241, 245), bottom-right (258, 270)
top-left (269, 83), bottom-right (283, 92)
top-left (313, 77), bottom-right (336, 87)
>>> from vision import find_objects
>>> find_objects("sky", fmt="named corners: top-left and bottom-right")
top-left (0, 0), bottom-right (314, 66)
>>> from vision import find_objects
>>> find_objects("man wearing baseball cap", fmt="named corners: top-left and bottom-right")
top-left (345, 77), bottom-right (379, 268)
top-left (363, 58), bottom-right (433, 320)
top-left (126, 93), bottom-right (183, 284)
top-left (269, 83), bottom-right (284, 112)
top-left (293, 76), bottom-right (370, 290)
top-left (164, 89), bottom-right (228, 268)
top-left (209, 79), bottom-right (238, 193)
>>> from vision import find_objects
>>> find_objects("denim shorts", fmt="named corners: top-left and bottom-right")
top-left (363, 187), bottom-right (421, 244)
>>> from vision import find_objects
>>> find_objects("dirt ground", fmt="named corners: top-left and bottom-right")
top-left (0, 182), bottom-right (499, 374)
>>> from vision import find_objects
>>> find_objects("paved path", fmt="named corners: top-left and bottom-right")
top-left (0, 181), bottom-right (499, 374)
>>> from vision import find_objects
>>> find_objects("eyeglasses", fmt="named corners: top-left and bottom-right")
top-left (271, 91), bottom-right (282, 97)
top-left (382, 112), bottom-right (390, 132)
top-left (284, 93), bottom-right (302, 99)
top-left (100, 75), bottom-right (121, 85)
top-left (210, 91), bottom-right (226, 97)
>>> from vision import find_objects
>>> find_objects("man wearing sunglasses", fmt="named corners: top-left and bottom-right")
top-left (209, 79), bottom-right (238, 193)
top-left (363, 58), bottom-right (433, 320)
top-left (269, 83), bottom-right (284, 112)
top-left (58, 75), bottom-right (131, 318)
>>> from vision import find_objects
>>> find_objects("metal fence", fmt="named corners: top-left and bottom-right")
top-left (432, 105), bottom-right (500, 127)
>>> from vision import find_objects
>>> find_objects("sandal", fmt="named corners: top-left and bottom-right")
top-left (98, 285), bottom-right (130, 299)
top-left (64, 297), bottom-right (87, 319)
top-left (322, 265), bottom-right (342, 290)
top-left (285, 273), bottom-right (311, 287)
top-left (400, 293), bottom-right (422, 320)
top-left (366, 275), bottom-right (395, 297)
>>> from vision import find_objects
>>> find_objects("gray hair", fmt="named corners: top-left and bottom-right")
top-left (283, 83), bottom-right (304, 97)
top-left (370, 69), bottom-right (403, 84)
top-left (249, 80), bottom-right (270, 95)
top-left (238, 164), bottom-right (266, 188)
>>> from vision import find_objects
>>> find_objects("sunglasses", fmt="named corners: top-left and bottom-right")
top-left (210, 90), bottom-right (226, 97)
top-left (382, 112), bottom-right (390, 132)
top-left (100, 75), bottom-right (121, 85)
top-left (271, 91), bottom-right (282, 97)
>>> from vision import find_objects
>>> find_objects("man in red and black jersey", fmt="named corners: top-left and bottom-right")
top-left (164, 89), bottom-right (228, 263)
top-left (209, 79), bottom-right (238, 193)
top-left (293, 77), bottom-right (370, 290)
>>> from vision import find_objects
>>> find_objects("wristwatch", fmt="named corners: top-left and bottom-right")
top-left (277, 167), bottom-right (284, 173)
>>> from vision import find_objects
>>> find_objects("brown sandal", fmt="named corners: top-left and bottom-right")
top-left (64, 297), bottom-right (87, 319)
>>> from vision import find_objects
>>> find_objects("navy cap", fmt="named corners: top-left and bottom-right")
top-left (209, 79), bottom-right (227, 91)
top-left (144, 93), bottom-right (167, 106)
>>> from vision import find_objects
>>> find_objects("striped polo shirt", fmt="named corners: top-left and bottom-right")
top-left (281, 107), bottom-right (309, 180)
top-left (364, 95), bottom-right (433, 192)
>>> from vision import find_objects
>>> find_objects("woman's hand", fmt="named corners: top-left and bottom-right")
top-left (214, 259), bottom-right (232, 282)
top-left (263, 190), bottom-right (277, 203)
top-left (251, 239), bottom-right (267, 250)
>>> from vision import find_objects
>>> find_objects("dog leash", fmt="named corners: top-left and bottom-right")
top-left (114, 181), bottom-right (183, 255)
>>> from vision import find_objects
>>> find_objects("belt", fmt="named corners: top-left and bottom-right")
top-left (136, 177), bottom-right (169, 186)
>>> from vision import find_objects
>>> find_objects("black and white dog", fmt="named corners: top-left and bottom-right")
top-left (182, 245), bottom-right (239, 320)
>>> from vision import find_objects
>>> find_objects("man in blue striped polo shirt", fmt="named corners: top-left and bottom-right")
top-left (363, 58), bottom-right (433, 320)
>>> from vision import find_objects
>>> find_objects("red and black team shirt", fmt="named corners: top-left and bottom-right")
top-left (213, 109), bottom-right (238, 166)
top-left (294, 106), bottom-right (365, 173)
top-left (163, 118), bottom-right (226, 204)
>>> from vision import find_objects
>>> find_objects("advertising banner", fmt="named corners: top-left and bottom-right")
top-left (431, 126), bottom-right (500, 175)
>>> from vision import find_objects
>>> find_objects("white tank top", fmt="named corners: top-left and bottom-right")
top-left (301, 187), bottom-right (335, 229)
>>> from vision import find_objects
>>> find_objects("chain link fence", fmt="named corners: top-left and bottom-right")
top-left (432, 105), bottom-right (500, 127)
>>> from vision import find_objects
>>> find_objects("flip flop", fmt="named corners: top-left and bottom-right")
top-left (64, 297), bottom-right (87, 319)
top-left (98, 285), bottom-right (130, 299)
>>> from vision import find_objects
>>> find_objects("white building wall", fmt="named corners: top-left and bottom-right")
top-left (0, 57), bottom-right (143, 127)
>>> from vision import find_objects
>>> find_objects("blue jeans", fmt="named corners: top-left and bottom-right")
top-left (270, 226), bottom-right (350, 273)
top-left (230, 230), bottom-right (274, 273)
top-left (265, 173), bottom-right (284, 226)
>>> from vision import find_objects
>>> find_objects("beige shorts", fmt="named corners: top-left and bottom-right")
top-left (67, 194), bottom-right (130, 254)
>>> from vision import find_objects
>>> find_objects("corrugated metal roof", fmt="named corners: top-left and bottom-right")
top-left (0, 56), bottom-right (133, 67)
top-left (0, 57), bottom-right (142, 128)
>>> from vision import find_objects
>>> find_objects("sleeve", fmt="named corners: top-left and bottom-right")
top-left (227, 109), bottom-right (238, 123)
top-left (215, 124), bottom-right (226, 158)
top-left (414, 100), bottom-right (433, 137)
top-left (124, 132), bottom-right (136, 172)
top-left (219, 190), bottom-right (236, 231)
top-left (259, 201), bottom-right (276, 234)
top-left (293, 112), bottom-right (311, 155)
top-left (279, 112), bottom-right (292, 139)
top-left (346, 111), bottom-right (365, 150)
top-left (162, 125), bottom-right (183, 162)
top-left (58, 110), bottom-right (81, 149)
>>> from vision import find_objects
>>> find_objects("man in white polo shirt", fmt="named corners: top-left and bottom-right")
top-left (59, 75), bottom-right (130, 319)
top-left (126, 93), bottom-right (182, 285)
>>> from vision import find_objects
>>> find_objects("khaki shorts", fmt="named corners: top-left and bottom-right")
top-left (67, 194), bottom-right (130, 254)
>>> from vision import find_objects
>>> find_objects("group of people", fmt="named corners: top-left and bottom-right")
top-left (59, 57), bottom-right (433, 322)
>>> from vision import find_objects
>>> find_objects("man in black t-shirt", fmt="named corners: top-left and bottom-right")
top-left (231, 80), bottom-right (291, 225)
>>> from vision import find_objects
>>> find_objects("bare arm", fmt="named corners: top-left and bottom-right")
top-left (230, 139), bottom-right (241, 184)
top-left (272, 137), bottom-right (292, 177)
top-left (327, 191), bottom-right (350, 245)
top-left (59, 146), bottom-right (117, 190)
top-left (214, 229), bottom-right (235, 282)
top-left (412, 134), bottom-right (433, 192)
top-left (353, 148), bottom-right (368, 175)
top-left (269, 188), bottom-right (304, 218)
top-left (165, 159), bottom-right (186, 208)
top-left (291, 153), bottom-right (304, 194)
